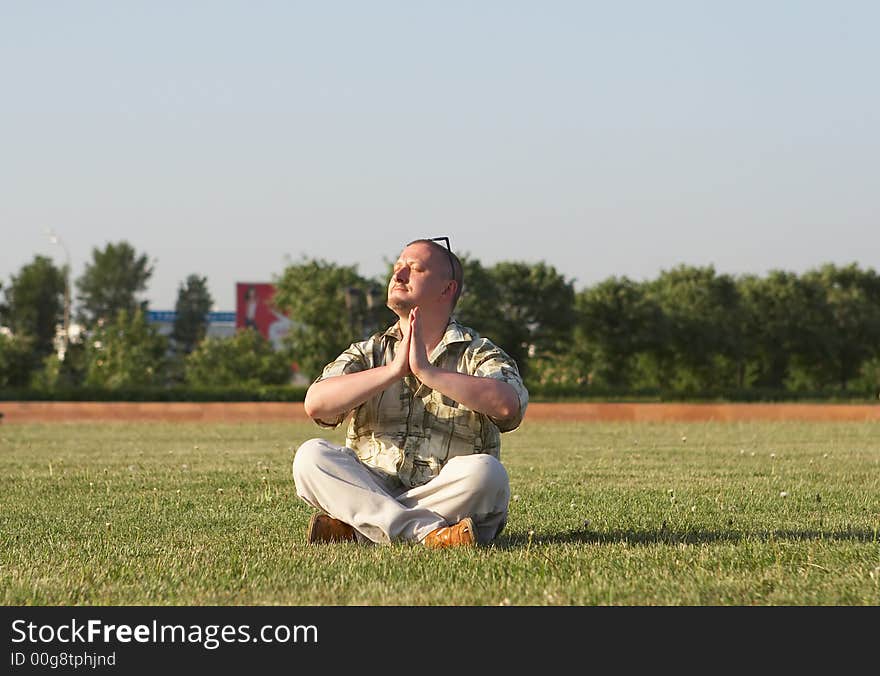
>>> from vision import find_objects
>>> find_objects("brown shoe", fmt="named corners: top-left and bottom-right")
top-left (423, 517), bottom-right (477, 549)
top-left (306, 513), bottom-right (356, 544)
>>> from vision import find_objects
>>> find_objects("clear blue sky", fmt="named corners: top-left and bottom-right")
top-left (2, 1), bottom-right (877, 311)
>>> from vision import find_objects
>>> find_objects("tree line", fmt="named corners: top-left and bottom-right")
top-left (2, 240), bottom-right (879, 398)
top-left (0, 242), bottom-right (290, 391)
top-left (277, 256), bottom-right (880, 397)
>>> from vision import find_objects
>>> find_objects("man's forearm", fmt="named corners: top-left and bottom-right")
top-left (416, 367), bottom-right (520, 420)
top-left (304, 366), bottom-right (401, 421)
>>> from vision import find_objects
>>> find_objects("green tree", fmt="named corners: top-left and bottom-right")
top-left (84, 308), bottom-right (168, 388)
top-left (76, 242), bottom-right (154, 327)
top-left (643, 265), bottom-right (744, 391)
top-left (184, 329), bottom-right (291, 387)
top-left (273, 258), bottom-right (389, 379)
top-left (854, 356), bottom-right (880, 393)
top-left (487, 261), bottom-right (576, 378)
top-left (0, 332), bottom-right (39, 387)
top-left (798, 264), bottom-right (880, 390)
top-left (738, 271), bottom-right (826, 390)
top-left (454, 256), bottom-right (507, 344)
top-left (1, 255), bottom-right (66, 358)
top-left (30, 342), bottom-right (87, 391)
top-left (171, 274), bottom-right (214, 354)
top-left (574, 277), bottom-right (664, 388)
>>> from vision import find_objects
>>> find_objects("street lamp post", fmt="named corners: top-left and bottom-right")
top-left (47, 229), bottom-right (71, 360)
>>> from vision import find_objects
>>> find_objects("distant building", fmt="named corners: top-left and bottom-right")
top-left (234, 283), bottom-right (313, 385)
top-left (146, 311), bottom-right (237, 339)
top-left (235, 282), bottom-right (292, 350)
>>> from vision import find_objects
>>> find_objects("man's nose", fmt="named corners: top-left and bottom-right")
top-left (394, 267), bottom-right (409, 282)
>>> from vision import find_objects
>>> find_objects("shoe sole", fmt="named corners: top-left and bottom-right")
top-left (306, 513), bottom-right (356, 544)
top-left (424, 517), bottom-right (478, 549)
top-left (460, 517), bottom-right (477, 546)
top-left (306, 513), bottom-right (322, 544)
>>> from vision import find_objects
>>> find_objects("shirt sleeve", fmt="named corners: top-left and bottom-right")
top-left (309, 340), bottom-right (371, 428)
top-left (469, 339), bottom-right (529, 432)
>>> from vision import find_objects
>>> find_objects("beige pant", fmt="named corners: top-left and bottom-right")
top-left (292, 438), bottom-right (510, 544)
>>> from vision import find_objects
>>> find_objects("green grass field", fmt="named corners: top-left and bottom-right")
top-left (2, 420), bottom-right (878, 605)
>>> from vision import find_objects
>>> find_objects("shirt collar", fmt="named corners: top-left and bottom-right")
top-left (382, 323), bottom-right (404, 340)
top-left (439, 318), bottom-right (473, 347)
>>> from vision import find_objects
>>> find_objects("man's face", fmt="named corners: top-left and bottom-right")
top-left (387, 242), bottom-right (452, 314)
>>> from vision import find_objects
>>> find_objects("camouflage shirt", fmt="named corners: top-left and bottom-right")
top-left (312, 318), bottom-right (529, 488)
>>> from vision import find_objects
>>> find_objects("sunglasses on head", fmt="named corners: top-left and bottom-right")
top-left (428, 236), bottom-right (455, 279)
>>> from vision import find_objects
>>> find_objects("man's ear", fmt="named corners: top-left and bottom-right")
top-left (442, 279), bottom-right (458, 300)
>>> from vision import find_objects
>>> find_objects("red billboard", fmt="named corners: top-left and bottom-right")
top-left (235, 283), bottom-right (291, 349)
